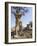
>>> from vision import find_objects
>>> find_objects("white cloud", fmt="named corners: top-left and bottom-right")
top-left (22, 23), bottom-right (27, 27)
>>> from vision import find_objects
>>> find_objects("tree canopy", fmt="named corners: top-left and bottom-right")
top-left (11, 7), bottom-right (29, 16)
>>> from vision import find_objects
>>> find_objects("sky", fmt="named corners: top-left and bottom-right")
top-left (11, 7), bottom-right (32, 28)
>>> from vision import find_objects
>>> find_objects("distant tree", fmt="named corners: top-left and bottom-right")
top-left (29, 21), bottom-right (32, 27)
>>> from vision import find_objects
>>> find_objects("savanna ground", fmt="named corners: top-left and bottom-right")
top-left (11, 29), bottom-right (32, 39)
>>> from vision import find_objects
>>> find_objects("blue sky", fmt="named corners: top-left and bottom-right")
top-left (11, 7), bottom-right (32, 28)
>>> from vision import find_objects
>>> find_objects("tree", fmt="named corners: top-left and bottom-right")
top-left (11, 7), bottom-right (29, 37)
